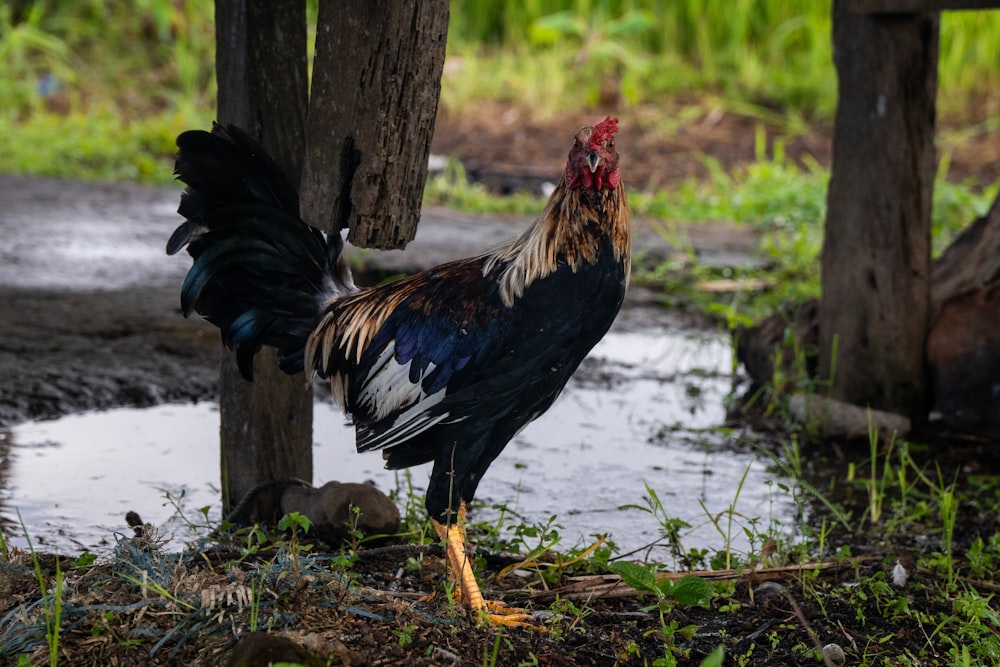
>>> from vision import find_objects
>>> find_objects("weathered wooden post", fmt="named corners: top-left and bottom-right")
top-left (214, 0), bottom-right (311, 517)
top-left (301, 1), bottom-right (448, 242)
top-left (211, 0), bottom-right (448, 518)
top-left (818, 0), bottom-right (939, 420)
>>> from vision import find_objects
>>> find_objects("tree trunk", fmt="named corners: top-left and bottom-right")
top-left (214, 0), bottom-right (311, 517)
top-left (818, 2), bottom-right (939, 420)
top-left (300, 0), bottom-right (449, 248)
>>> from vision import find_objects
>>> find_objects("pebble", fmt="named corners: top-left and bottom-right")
top-left (752, 581), bottom-right (786, 600)
top-left (822, 642), bottom-right (846, 666)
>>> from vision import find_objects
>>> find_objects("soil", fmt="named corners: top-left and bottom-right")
top-left (2, 105), bottom-right (1000, 665)
top-left (0, 538), bottom-right (966, 666)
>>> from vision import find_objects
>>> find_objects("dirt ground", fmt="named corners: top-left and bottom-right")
top-left (2, 105), bottom-right (1000, 665)
top-left (0, 537), bottom-right (968, 667)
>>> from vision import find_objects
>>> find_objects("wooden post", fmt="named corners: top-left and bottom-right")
top-left (818, 1), bottom-right (939, 419)
top-left (214, 0), bottom-right (312, 517)
top-left (300, 0), bottom-right (449, 247)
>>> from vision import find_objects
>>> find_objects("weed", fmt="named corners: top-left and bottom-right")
top-left (276, 511), bottom-right (314, 583)
top-left (393, 623), bottom-right (416, 648)
top-left (545, 597), bottom-right (592, 637)
top-left (390, 470), bottom-right (434, 545)
top-left (159, 487), bottom-right (214, 535)
top-left (698, 461), bottom-right (752, 570)
top-left (0, 526), bottom-right (9, 562)
top-left (482, 628), bottom-right (504, 667)
top-left (620, 482), bottom-right (697, 569)
top-left (864, 420), bottom-right (895, 526)
top-left (18, 512), bottom-right (63, 667)
top-left (938, 485), bottom-right (959, 588)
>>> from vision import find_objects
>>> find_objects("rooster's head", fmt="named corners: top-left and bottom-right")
top-left (564, 116), bottom-right (621, 191)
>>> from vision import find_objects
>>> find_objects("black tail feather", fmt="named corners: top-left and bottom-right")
top-left (169, 124), bottom-right (338, 380)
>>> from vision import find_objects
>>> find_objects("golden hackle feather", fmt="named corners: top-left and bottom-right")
top-left (484, 175), bottom-right (630, 307)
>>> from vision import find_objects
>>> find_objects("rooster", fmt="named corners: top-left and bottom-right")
top-left (167, 117), bottom-right (630, 625)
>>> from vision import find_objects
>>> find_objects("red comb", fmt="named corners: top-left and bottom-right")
top-left (590, 116), bottom-right (619, 147)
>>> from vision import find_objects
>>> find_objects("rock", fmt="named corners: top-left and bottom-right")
top-left (281, 480), bottom-right (400, 546)
top-left (752, 581), bottom-right (786, 601)
top-left (822, 642), bottom-right (846, 666)
top-left (788, 393), bottom-right (910, 440)
top-left (227, 632), bottom-right (320, 667)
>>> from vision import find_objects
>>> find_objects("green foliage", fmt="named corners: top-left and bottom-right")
top-left (277, 511), bottom-right (312, 535)
top-left (0, 2), bottom-right (75, 116)
top-left (611, 561), bottom-right (715, 607)
top-left (72, 551), bottom-right (97, 574)
top-left (447, 1), bottom-right (1000, 119)
top-left (634, 147), bottom-right (996, 322)
top-left (424, 160), bottom-right (545, 216)
top-left (0, 0), bottom-right (215, 118)
top-left (0, 110), bottom-right (201, 184)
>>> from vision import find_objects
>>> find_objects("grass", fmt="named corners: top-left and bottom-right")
top-left (445, 1), bottom-right (1000, 119)
top-left (18, 513), bottom-right (62, 667)
top-left (427, 144), bottom-right (997, 324)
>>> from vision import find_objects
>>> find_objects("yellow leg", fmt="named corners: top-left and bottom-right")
top-left (431, 502), bottom-right (539, 628)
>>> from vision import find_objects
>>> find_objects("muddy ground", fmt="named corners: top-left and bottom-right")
top-left (2, 108), bottom-right (999, 665)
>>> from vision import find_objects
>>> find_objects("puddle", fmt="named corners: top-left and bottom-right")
top-left (0, 327), bottom-right (795, 561)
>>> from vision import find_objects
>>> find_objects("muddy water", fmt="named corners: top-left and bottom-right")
top-left (0, 324), bottom-right (795, 561)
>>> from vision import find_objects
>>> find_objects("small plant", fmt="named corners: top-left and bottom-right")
top-left (545, 597), bottom-right (592, 637)
top-left (939, 484), bottom-right (960, 588)
top-left (857, 416), bottom-right (899, 526)
top-left (609, 558), bottom-right (714, 665)
top-left (390, 469), bottom-right (435, 545)
top-left (482, 627), bottom-right (506, 667)
top-left (699, 461), bottom-right (752, 570)
top-left (393, 623), bottom-right (416, 648)
top-left (277, 511), bottom-right (314, 583)
top-left (621, 483), bottom-right (696, 570)
top-left (71, 551), bottom-right (97, 574)
top-left (159, 487), bottom-right (215, 535)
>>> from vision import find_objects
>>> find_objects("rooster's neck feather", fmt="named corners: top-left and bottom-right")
top-left (484, 178), bottom-right (631, 307)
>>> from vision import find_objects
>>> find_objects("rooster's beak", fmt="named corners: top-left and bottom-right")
top-left (586, 150), bottom-right (602, 173)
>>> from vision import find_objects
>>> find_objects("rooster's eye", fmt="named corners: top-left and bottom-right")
top-left (607, 139), bottom-right (615, 150)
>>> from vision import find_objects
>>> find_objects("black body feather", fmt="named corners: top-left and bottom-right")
top-left (169, 124), bottom-right (337, 378)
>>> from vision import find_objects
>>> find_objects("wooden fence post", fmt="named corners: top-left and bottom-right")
top-left (214, 0), bottom-right (311, 517)
top-left (300, 0), bottom-right (449, 246)
top-left (818, 1), bottom-right (939, 419)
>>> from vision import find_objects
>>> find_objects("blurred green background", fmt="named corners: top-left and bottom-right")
top-left (1, 0), bottom-right (997, 184)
